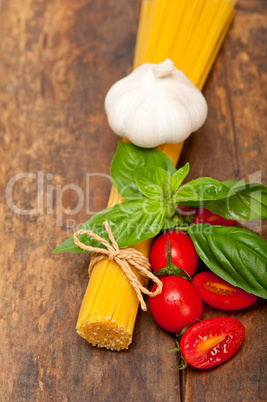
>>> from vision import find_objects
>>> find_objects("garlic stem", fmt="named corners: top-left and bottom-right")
top-left (152, 58), bottom-right (175, 79)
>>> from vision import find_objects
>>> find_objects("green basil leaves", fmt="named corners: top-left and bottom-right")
top-left (54, 141), bottom-right (267, 299)
top-left (134, 166), bottom-right (171, 200)
top-left (180, 180), bottom-right (267, 221)
top-left (173, 178), bottom-right (234, 203)
top-left (188, 224), bottom-right (267, 298)
top-left (170, 163), bottom-right (190, 195)
top-left (203, 181), bottom-right (267, 221)
top-left (110, 142), bottom-right (176, 199)
top-left (54, 198), bottom-right (166, 253)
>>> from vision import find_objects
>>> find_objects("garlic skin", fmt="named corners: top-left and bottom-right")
top-left (104, 59), bottom-right (208, 148)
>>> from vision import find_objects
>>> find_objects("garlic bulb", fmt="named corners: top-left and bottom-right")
top-left (104, 59), bottom-right (208, 148)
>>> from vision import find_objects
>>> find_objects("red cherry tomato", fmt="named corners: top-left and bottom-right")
top-left (149, 276), bottom-right (203, 333)
top-left (193, 271), bottom-right (257, 310)
top-left (181, 205), bottom-right (197, 219)
top-left (194, 208), bottom-right (237, 226)
top-left (180, 317), bottom-right (245, 369)
top-left (150, 231), bottom-right (199, 277)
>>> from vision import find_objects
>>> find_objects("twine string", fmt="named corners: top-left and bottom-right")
top-left (73, 221), bottom-right (163, 311)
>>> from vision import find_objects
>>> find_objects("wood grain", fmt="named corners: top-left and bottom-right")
top-left (0, 0), bottom-right (266, 401)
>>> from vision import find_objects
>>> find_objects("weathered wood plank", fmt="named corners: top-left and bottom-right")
top-left (0, 0), bottom-right (179, 401)
top-left (179, 3), bottom-right (267, 401)
top-left (0, 0), bottom-right (266, 401)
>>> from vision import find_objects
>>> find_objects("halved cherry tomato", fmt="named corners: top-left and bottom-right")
top-left (180, 317), bottom-right (245, 369)
top-left (194, 208), bottom-right (237, 226)
top-left (149, 276), bottom-right (203, 333)
top-left (150, 231), bottom-right (199, 277)
top-left (193, 271), bottom-right (257, 310)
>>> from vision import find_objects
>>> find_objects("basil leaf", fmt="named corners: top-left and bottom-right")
top-left (173, 178), bottom-right (234, 203)
top-left (193, 181), bottom-right (267, 221)
top-left (171, 163), bottom-right (190, 194)
top-left (188, 224), bottom-right (267, 299)
top-left (53, 198), bottom-right (166, 253)
top-left (134, 166), bottom-right (171, 199)
top-left (110, 141), bottom-right (176, 199)
top-left (223, 181), bottom-right (267, 220)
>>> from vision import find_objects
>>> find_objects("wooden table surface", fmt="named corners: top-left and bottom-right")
top-left (1, 0), bottom-right (266, 401)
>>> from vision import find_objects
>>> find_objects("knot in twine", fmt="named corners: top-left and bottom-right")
top-left (73, 221), bottom-right (163, 311)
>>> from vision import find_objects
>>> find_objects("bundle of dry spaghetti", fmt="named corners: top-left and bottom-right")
top-left (76, 0), bottom-right (236, 350)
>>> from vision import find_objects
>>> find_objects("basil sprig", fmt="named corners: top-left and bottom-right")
top-left (54, 141), bottom-right (267, 299)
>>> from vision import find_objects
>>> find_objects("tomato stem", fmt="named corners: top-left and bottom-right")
top-left (176, 325), bottom-right (191, 340)
top-left (154, 237), bottom-right (193, 282)
top-left (174, 225), bottom-right (189, 232)
top-left (170, 339), bottom-right (188, 370)
top-left (166, 326), bottom-right (193, 370)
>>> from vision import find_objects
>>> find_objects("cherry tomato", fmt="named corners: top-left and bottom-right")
top-left (180, 317), bottom-right (245, 369)
top-left (193, 271), bottom-right (257, 310)
top-left (181, 205), bottom-right (197, 219)
top-left (150, 231), bottom-right (199, 277)
top-left (194, 208), bottom-right (237, 226)
top-left (149, 276), bottom-right (203, 333)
